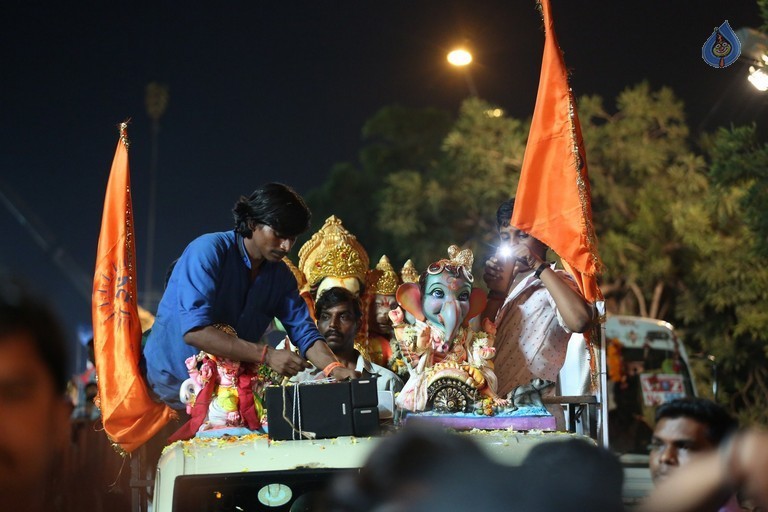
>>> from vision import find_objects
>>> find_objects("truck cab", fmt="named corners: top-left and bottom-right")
top-left (151, 430), bottom-right (587, 511)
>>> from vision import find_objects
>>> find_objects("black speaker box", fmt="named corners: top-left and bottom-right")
top-left (353, 407), bottom-right (380, 437)
top-left (350, 376), bottom-right (379, 408)
top-left (265, 382), bottom-right (354, 441)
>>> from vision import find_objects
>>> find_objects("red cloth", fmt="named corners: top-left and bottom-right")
top-left (169, 358), bottom-right (262, 442)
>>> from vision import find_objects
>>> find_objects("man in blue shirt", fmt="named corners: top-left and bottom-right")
top-left (143, 183), bottom-right (357, 409)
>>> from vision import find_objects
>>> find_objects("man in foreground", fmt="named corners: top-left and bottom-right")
top-left (0, 277), bottom-right (72, 512)
top-left (648, 398), bottom-right (740, 511)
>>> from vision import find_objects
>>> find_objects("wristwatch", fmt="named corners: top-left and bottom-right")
top-left (534, 262), bottom-right (550, 279)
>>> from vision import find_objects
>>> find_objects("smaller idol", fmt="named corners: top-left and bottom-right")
top-left (169, 324), bottom-right (280, 441)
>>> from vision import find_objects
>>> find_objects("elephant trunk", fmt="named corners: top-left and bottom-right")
top-left (438, 300), bottom-right (462, 344)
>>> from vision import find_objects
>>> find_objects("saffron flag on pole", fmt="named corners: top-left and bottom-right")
top-left (92, 123), bottom-right (175, 453)
top-left (512, 0), bottom-right (602, 303)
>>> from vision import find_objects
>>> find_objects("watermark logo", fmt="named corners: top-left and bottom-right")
top-left (702, 20), bottom-right (741, 68)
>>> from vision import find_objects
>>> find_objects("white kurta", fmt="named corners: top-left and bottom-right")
top-left (493, 266), bottom-right (578, 397)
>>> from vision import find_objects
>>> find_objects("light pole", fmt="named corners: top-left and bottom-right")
top-left (447, 47), bottom-right (478, 97)
top-left (735, 27), bottom-right (768, 92)
top-left (144, 82), bottom-right (169, 310)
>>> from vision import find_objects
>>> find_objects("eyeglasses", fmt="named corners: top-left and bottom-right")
top-left (426, 259), bottom-right (474, 283)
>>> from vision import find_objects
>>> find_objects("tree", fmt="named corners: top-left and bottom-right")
top-left (306, 85), bottom-right (768, 424)
top-left (377, 97), bottom-right (528, 269)
top-left (673, 125), bottom-right (768, 425)
top-left (579, 82), bottom-right (707, 319)
top-left (304, 105), bottom-right (452, 265)
top-left (706, 125), bottom-right (768, 257)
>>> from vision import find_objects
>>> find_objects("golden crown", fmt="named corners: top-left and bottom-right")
top-left (298, 215), bottom-right (369, 288)
top-left (368, 255), bottom-right (400, 295)
top-left (400, 259), bottom-right (420, 283)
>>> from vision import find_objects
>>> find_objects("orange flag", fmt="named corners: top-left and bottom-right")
top-left (92, 123), bottom-right (175, 453)
top-left (512, 0), bottom-right (602, 303)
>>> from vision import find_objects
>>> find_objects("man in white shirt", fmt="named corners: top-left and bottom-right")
top-left (481, 198), bottom-right (594, 397)
top-left (290, 287), bottom-right (403, 397)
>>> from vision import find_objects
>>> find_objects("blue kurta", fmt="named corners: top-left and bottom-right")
top-left (143, 230), bottom-right (321, 408)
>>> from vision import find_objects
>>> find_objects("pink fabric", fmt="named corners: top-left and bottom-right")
top-left (718, 495), bottom-right (742, 512)
top-left (493, 267), bottom-right (578, 397)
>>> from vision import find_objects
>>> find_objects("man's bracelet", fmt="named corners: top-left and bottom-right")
top-left (487, 290), bottom-right (506, 300)
top-left (323, 361), bottom-right (344, 377)
top-left (259, 344), bottom-right (269, 365)
top-left (534, 262), bottom-right (550, 279)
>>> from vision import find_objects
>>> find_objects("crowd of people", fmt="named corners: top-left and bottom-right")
top-left (3, 182), bottom-right (768, 511)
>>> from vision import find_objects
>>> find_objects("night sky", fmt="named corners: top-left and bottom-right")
top-left (2, 1), bottom-right (765, 372)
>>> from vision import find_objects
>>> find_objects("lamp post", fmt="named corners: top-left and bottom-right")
top-left (447, 47), bottom-right (478, 97)
top-left (144, 82), bottom-right (169, 310)
top-left (735, 27), bottom-right (768, 92)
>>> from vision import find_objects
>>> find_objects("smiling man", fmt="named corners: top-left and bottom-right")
top-left (143, 183), bottom-right (357, 410)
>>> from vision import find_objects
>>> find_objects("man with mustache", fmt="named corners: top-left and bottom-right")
top-left (143, 183), bottom-right (357, 410)
top-left (648, 398), bottom-right (740, 511)
top-left (290, 287), bottom-right (403, 396)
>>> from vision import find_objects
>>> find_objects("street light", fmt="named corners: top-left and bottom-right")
top-left (447, 47), bottom-right (478, 97)
top-left (735, 27), bottom-right (768, 92)
top-left (748, 61), bottom-right (768, 91)
top-left (144, 82), bottom-right (169, 310)
top-left (447, 48), bottom-right (472, 66)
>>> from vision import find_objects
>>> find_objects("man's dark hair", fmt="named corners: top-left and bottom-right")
top-left (520, 439), bottom-right (624, 512)
top-left (496, 198), bottom-right (515, 231)
top-left (0, 276), bottom-right (70, 394)
top-left (655, 398), bottom-right (738, 445)
top-left (315, 287), bottom-right (362, 321)
top-left (232, 182), bottom-right (311, 238)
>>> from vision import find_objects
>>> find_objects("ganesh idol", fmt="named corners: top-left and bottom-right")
top-left (391, 245), bottom-right (508, 413)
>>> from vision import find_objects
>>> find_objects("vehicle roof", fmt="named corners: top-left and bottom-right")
top-left (605, 314), bottom-right (680, 351)
top-left (152, 430), bottom-right (593, 511)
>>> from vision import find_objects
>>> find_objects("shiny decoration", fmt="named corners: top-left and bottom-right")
top-left (400, 259), bottom-right (419, 284)
top-left (368, 255), bottom-right (400, 295)
top-left (119, 121), bottom-right (130, 149)
top-left (297, 216), bottom-right (369, 289)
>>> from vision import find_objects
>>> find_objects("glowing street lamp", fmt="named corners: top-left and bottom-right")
top-left (748, 61), bottom-right (768, 91)
top-left (447, 47), bottom-right (478, 97)
top-left (735, 27), bottom-right (768, 92)
top-left (447, 48), bottom-right (473, 67)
